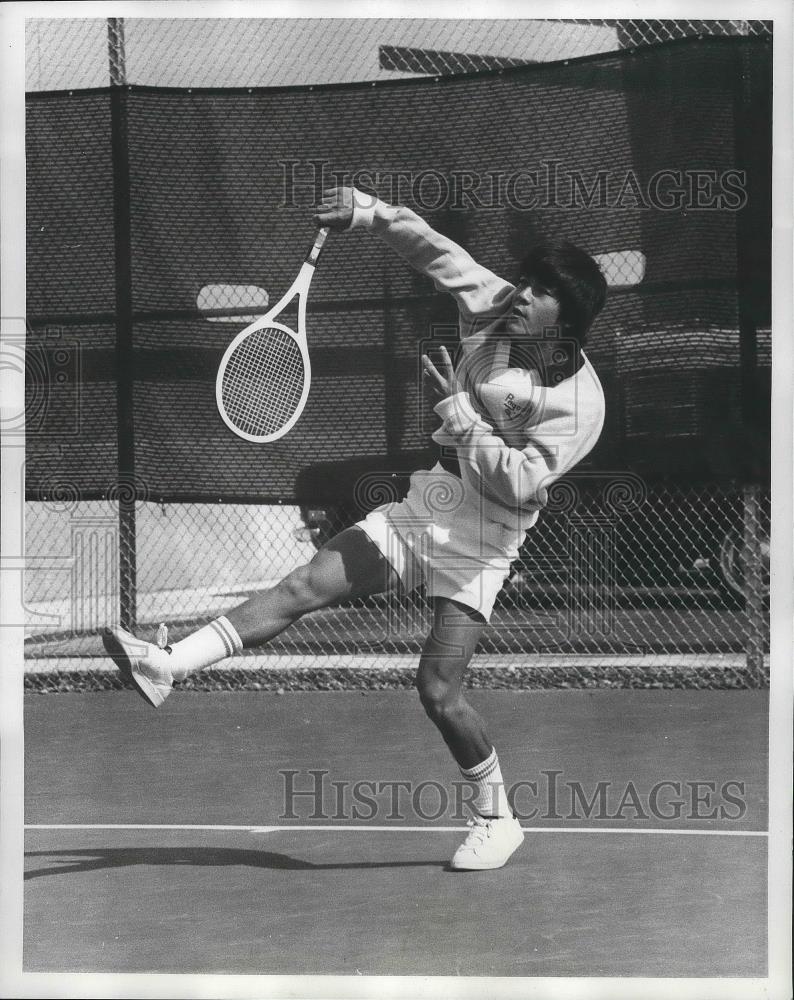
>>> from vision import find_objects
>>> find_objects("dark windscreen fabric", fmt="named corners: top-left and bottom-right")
top-left (26, 37), bottom-right (770, 502)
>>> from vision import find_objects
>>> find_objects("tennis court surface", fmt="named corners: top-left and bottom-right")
top-left (25, 688), bottom-right (767, 976)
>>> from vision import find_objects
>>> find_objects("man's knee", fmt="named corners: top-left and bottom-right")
top-left (416, 668), bottom-right (463, 724)
top-left (279, 561), bottom-right (338, 612)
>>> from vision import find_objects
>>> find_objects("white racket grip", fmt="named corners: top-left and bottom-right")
top-left (306, 226), bottom-right (329, 266)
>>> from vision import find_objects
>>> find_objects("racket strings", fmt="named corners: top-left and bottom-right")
top-left (221, 326), bottom-right (306, 437)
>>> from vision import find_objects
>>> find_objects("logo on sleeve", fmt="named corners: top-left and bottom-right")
top-left (504, 392), bottom-right (521, 419)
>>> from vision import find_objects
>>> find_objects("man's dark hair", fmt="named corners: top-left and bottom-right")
top-left (519, 239), bottom-right (607, 346)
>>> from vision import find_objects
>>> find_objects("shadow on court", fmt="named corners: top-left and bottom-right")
top-left (24, 846), bottom-right (448, 880)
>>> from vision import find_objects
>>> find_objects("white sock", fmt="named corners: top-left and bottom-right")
top-left (165, 616), bottom-right (243, 681)
top-left (460, 747), bottom-right (510, 818)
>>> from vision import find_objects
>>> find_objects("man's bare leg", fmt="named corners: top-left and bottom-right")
top-left (104, 527), bottom-right (399, 704)
top-left (415, 596), bottom-right (523, 869)
top-left (415, 596), bottom-right (490, 768)
top-left (225, 526), bottom-right (399, 647)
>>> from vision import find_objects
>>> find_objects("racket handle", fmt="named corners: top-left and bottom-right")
top-left (306, 226), bottom-right (329, 266)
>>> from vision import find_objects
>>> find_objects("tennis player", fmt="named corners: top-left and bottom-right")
top-left (104, 186), bottom-right (607, 870)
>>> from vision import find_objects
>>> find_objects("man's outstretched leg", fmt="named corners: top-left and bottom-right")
top-left (416, 596), bottom-right (523, 870)
top-left (103, 527), bottom-right (399, 707)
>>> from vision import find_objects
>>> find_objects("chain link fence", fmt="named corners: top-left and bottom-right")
top-left (22, 17), bottom-right (771, 688)
top-left (25, 17), bottom-right (772, 91)
top-left (24, 482), bottom-right (770, 688)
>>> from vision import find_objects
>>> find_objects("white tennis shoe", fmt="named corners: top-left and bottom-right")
top-left (450, 813), bottom-right (525, 871)
top-left (102, 624), bottom-right (175, 708)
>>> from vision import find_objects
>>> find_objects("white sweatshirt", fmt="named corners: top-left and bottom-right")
top-left (351, 195), bottom-right (606, 531)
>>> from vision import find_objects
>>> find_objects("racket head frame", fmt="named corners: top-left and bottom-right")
top-left (215, 318), bottom-right (311, 443)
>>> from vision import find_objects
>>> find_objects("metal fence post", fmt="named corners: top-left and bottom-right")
top-left (108, 17), bottom-right (137, 631)
top-left (742, 484), bottom-right (765, 675)
top-left (733, 38), bottom-right (770, 677)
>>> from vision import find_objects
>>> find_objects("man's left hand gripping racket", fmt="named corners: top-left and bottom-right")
top-left (216, 226), bottom-right (329, 443)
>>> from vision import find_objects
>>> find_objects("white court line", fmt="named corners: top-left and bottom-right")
top-left (24, 824), bottom-right (768, 837)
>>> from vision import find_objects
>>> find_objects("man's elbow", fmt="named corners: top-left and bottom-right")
top-left (510, 463), bottom-right (552, 508)
top-left (492, 476), bottom-right (538, 510)
top-left (516, 486), bottom-right (545, 509)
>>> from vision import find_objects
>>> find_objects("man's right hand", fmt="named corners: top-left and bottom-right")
top-left (312, 186), bottom-right (370, 231)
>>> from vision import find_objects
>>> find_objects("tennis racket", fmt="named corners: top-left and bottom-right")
top-left (215, 226), bottom-right (329, 442)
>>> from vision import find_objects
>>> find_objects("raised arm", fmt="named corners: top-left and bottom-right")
top-left (313, 186), bottom-right (512, 320)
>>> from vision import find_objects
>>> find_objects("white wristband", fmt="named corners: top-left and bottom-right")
top-left (349, 188), bottom-right (380, 229)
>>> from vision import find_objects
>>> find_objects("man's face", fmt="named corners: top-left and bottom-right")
top-left (507, 279), bottom-right (562, 339)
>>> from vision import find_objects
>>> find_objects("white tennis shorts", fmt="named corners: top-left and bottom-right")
top-left (356, 463), bottom-right (526, 621)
